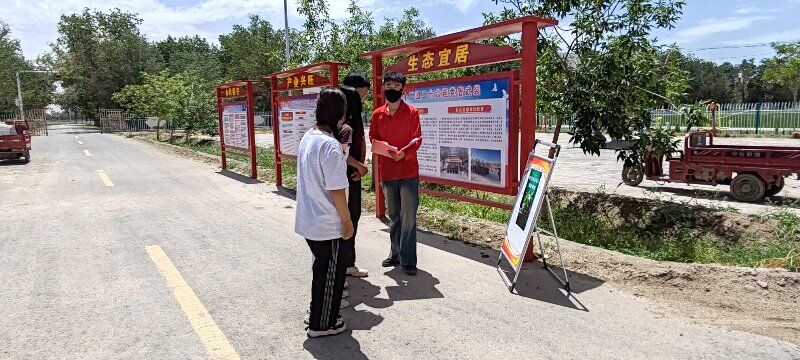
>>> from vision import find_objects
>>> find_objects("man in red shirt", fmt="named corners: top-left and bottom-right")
top-left (369, 71), bottom-right (422, 276)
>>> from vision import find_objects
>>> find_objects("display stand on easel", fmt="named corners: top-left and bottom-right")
top-left (498, 139), bottom-right (570, 294)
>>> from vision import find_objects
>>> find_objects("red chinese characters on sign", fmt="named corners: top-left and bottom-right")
top-left (277, 72), bottom-right (330, 90)
top-left (447, 105), bottom-right (492, 114)
top-left (386, 42), bottom-right (518, 75)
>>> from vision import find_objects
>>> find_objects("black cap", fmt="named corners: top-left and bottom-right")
top-left (343, 73), bottom-right (371, 89)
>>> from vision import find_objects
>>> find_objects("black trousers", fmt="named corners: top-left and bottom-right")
top-left (342, 179), bottom-right (362, 268)
top-left (306, 238), bottom-right (347, 331)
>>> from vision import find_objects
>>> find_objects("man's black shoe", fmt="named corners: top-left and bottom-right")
top-left (403, 266), bottom-right (417, 276)
top-left (382, 257), bottom-right (399, 267)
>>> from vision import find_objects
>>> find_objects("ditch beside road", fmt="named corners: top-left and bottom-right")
top-left (196, 130), bottom-right (800, 215)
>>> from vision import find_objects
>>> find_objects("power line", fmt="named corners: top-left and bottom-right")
top-left (685, 40), bottom-right (799, 52)
top-left (705, 53), bottom-right (775, 61)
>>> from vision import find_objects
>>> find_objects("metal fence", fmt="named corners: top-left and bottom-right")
top-left (653, 102), bottom-right (800, 134)
top-left (535, 102), bottom-right (800, 134)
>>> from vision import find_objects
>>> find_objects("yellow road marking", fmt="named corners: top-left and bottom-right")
top-left (96, 170), bottom-right (114, 187)
top-left (78, 141), bottom-right (84, 145)
top-left (145, 245), bottom-right (240, 360)
top-left (84, 149), bottom-right (92, 157)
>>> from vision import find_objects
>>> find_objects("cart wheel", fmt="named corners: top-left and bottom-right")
top-left (23, 149), bottom-right (30, 163)
top-left (765, 178), bottom-right (784, 197)
top-left (622, 162), bottom-right (644, 186)
top-left (731, 174), bottom-right (766, 202)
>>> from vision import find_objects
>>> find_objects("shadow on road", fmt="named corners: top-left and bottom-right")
top-left (303, 332), bottom-right (368, 360)
top-left (0, 160), bottom-right (27, 166)
top-left (383, 267), bottom-right (444, 301)
top-left (272, 186), bottom-right (297, 201)
top-left (412, 228), bottom-right (599, 311)
top-left (303, 277), bottom-right (387, 360)
top-left (217, 170), bottom-right (263, 184)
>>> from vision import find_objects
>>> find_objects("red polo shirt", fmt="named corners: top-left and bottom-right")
top-left (369, 101), bottom-right (423, 181)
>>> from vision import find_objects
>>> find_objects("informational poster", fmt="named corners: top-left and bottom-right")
top-left (276, 94), bottom-right (317, 157)
top-left (222, 102), bottom-right (250, 150)
top-left (405, 77), bottom-right (510, 188)
top-left (501, 155), bottom-right (554, 270)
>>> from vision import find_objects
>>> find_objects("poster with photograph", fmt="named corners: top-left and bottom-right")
top-left (405, 77), bottom-right (509, 188)
top-left (501, 155), bottom-right (553, 269)
top-left (277, 94), bottom-right (317, 157)
top-left (222, 102), bottom-right (250, 150)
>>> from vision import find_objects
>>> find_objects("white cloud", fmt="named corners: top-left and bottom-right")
top-left (735, 6), bottom-right (779, 14)
top-left (4, 0), bottom-right (377, 58)
top-left (437, 0), bottom-right (479, 13)
top-left (722, 27), bottom-right (800, 45)
top-left (667, 16), bottom-right (771, 44)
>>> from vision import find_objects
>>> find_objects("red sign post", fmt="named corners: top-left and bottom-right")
top-left (362, 16), bottom-right (557, 218)
top-left (215, 80), bottom-right (258, 179)
top-left (264, 62), bottom-right (347, 187)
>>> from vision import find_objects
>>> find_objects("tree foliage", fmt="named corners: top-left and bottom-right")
top-left (113, 70), bottom-right (217, 137)
top-left (762, 42), bottom-right (800, 103)
top-left (0, 20), bottom-right (53, 113)
top-left (488, 0), bottom-right (688, 159)
top-left (51, 9), bottom-right (160, 115)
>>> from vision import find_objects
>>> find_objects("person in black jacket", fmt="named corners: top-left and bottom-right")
top-left (339, 73), bottom-right (371, 278)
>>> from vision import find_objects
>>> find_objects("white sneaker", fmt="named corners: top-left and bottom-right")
top-left (342, 290), bottom-right (349, 299)
top-left (346, 266), bottom-right (369, 277)
top-left (307, 320), bottom-right (346, 338)
top-left (340, 299), bottom-right (350, 309)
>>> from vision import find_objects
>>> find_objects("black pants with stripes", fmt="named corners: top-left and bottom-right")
top-left (306, 238), bottom-right (347, 331)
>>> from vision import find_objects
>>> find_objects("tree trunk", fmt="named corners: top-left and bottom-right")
top-left (548, 116), bottom-right (564, 158)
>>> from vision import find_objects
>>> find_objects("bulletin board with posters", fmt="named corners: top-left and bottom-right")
top-left (264, 62), bottom-right (346, 187)
top-left (404, 72), bottom-right (517, 195)
top-left (215, 80), bottom-right (257, 179)
top-left (363, 16), bottom-right (558, 216)
top-left (275, 94), bottom-right (317, 157)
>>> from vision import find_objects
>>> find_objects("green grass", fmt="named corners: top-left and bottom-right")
top-left (144, 134), bottom-right (799, 271)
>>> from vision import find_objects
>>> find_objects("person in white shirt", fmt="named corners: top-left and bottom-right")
top-left (294, 88), bottom-right (354, 338)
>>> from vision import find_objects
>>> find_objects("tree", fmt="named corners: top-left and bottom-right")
top-left (113, 70), bottom-right (217, 140)
top-left (51, 9), bottom-right (160, 115)
top-left (679, 55), bottom-right (734, 103)
top-left (0, 20), bottom-right (53, 114)
top-left (155, 35), bottom-right (222, 83)
top-left (487, 0), bottom-right (688, 159)
top-left (218, 15), bottom-right (289, 81)
top-left (762, 42), bottom-right (800, 103)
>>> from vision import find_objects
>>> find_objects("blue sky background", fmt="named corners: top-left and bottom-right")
top-left (471, 148), bottom-right (501, 163)
top-left (4, 0), bottom-right (800, 63)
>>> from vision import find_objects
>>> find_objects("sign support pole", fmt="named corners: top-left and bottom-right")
top-left (497, 139), bottom-right (569, 294)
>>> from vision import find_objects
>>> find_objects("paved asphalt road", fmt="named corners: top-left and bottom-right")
top-left (2, 125), bottom-right (799, 359)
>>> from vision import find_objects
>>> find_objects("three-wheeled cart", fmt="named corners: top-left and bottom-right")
top-left (0, 119), bottom-right (31, 163)
top-left (622, 132), bottom-right (800, 202)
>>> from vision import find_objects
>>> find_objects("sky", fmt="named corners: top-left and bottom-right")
top-left (3, 0), bottom-right (800, 64)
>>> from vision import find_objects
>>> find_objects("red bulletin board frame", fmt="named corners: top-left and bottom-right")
top-left (264, 61), bottom-right (346, 187)
top-left (215, 80), bottom-right (258, 179)
top-left (362, 15), bottom-right (558, 217)
top-left (402, 71), bottom-right (520, 201)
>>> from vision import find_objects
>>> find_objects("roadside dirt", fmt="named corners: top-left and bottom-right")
top-left (130, 134), bottom-right (800, 346)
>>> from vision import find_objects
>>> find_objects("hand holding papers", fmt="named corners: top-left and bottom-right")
top-left (371, 137), bottom-right (422, 161)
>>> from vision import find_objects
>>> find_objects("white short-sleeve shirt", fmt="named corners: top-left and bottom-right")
top-left (294, 128), bottom-right (349, 240)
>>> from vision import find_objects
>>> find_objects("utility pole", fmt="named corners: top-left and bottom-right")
top-left (15, 69), bottom-right (56, 122)
top-left (15, 71), bottom-right (24, 121)
top-left (283, 0), bottom-right (291, 68)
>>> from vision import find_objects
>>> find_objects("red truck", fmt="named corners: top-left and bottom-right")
top-left (622, 131), bottom-right (800, 202)
top-left (0, 119), bottom-right (32, 163)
